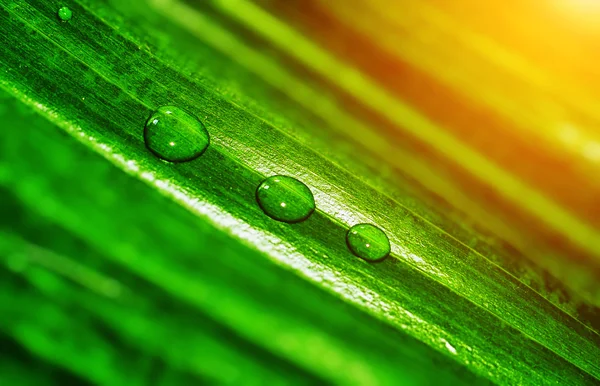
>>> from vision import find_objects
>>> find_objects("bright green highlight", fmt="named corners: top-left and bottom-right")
top-left (256, 175), bottom-right (315, 223)
top-left (57, 7), bottom-right (72, 22)
top-left (346, 224), bottom-right (391, 262)
top-left (144, 106), bottom-right (209, 163)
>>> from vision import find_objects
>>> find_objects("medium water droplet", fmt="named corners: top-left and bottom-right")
top-left (256, 175), bottom-right (315, 223)
top-left (346, 224), bottom-right (390, 262)
top-left (144, 106), bottom-right (209, 163)
top-left (57, 7), bottom-right (72, 22)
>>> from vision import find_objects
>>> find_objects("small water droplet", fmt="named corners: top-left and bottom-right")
top-left (144, 106), bottom-right (209, 163)
top-left (256, 175), bottom-right (315, 223)
top-left (57, 6), bottom-right (72, 22)
top-left (346, 223), bottom-right (390, 262)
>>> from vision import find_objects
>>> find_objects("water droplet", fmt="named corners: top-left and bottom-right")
top-left (144, 106), bottom-right (209, 163)
top-left (57, 7), bottom-right (72, 22)
top-left (346, 223), bottom-right (390, 262)
top-left (256, 175), bottom-right (315, 223)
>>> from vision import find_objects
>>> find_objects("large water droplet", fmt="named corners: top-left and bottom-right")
top-left (144, 106), bottom-right (209, 163)
top-left (346, 223), bottom-right (390, 262)
top-left (256, 175), bottom-right (315, 223)
top-left (57, 7), bottom-right (72, 22)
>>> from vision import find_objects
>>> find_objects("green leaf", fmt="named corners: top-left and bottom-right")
top-left (0, 0), bottom-right (599, 385)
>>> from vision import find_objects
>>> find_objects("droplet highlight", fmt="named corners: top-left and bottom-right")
top-left (256, 175), bottom-right (315, 223)
top-left (346, 223), bottom-right (390, 262)
top-left (144, 106), bottom-right (209, 163)
top-left (57, 7), bottom-right (72, 22)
